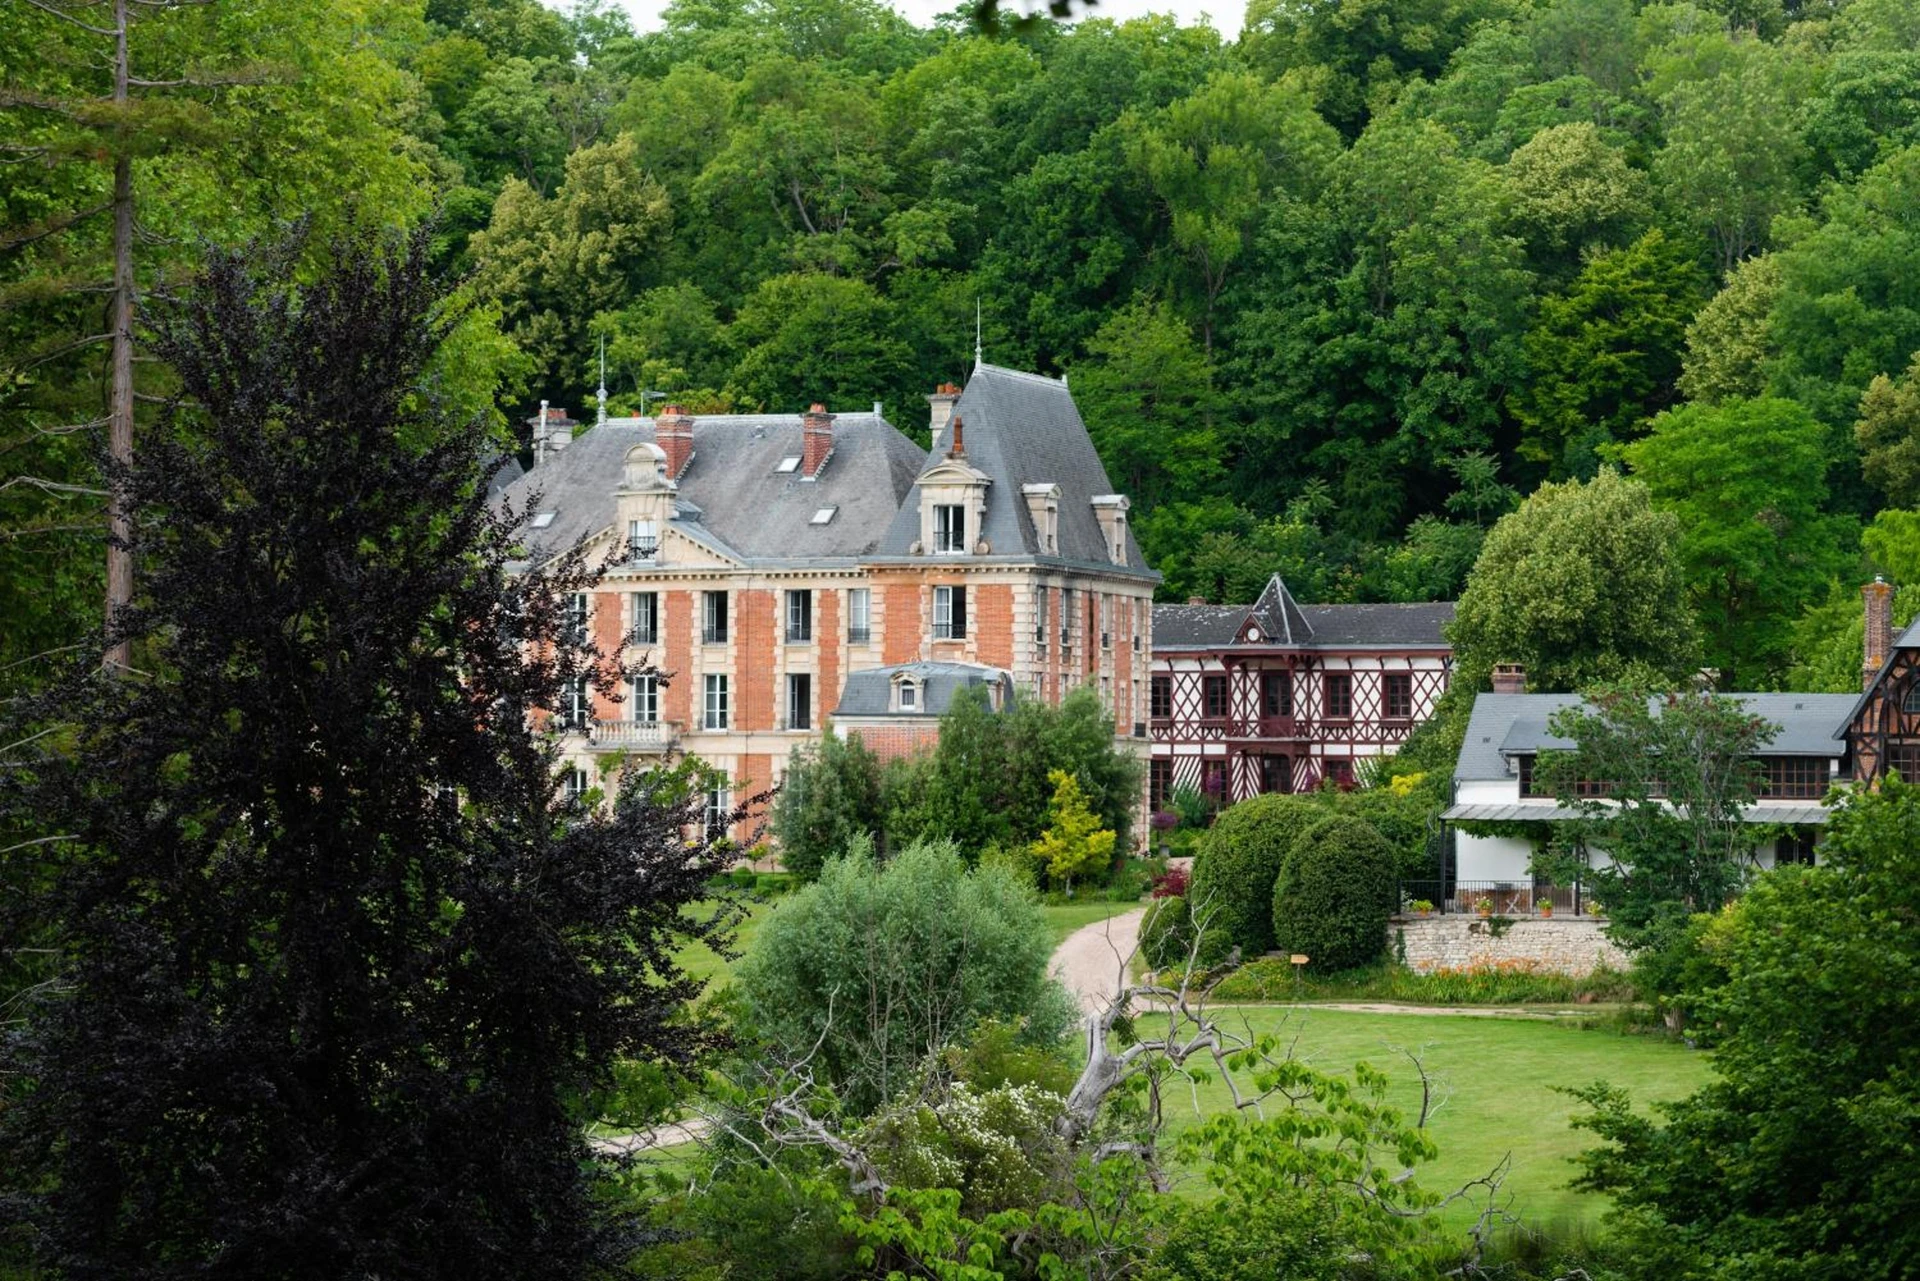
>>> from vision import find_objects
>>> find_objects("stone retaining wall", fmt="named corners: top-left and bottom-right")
top-left (1390, 914), bottom-right (1628, 977)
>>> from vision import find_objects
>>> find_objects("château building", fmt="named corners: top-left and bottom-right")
top-left (496, 364), bottom-right (1160, 841)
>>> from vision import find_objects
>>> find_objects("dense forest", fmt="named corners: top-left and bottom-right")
top-left (8, 0), bottom-right (1920, 690)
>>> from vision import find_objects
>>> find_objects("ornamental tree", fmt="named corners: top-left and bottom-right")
top-left (1030, 768), bottom-right (1118, 889)
top-left (0, 224), bottom-right (737, 1279)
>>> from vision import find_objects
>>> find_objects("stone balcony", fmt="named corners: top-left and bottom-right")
top-left (586, 719), bottom-right (679, 752)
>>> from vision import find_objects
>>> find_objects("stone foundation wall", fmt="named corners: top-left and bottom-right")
top-left (1390, 915), bottom-right (1628, 977)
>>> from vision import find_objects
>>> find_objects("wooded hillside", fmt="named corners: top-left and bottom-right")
top-left (8, 0), bottom-right (1920, 686)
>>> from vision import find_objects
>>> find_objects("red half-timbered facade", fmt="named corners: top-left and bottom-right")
top-left (1149, 576), bottom-right (1453, 809)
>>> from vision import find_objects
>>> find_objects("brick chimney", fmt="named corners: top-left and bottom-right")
top-left (948, 414), bottom-right (967, 460)
top-left (802, 403), bottom-right (834, 479)
top-left (928, 382), bottom-right (960, 442)
top-left (655, 404), bottom-right (693, 479)
top-left (1864, 576), bottom-right (1894, 691)
top-left (1491, 664), bottom-right (1526, 695)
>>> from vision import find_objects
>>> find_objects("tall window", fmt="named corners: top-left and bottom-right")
top-left (934, 504), bottom-right (966, 553)
top-left (1261, 755), bottom-right (1292, 794)
top-left (630, 591), bottom-right (658, 646)
top-left (1133, 598), bottom-right (1145, 651)
top-left (564, 767), bottom-right (590, 803)
top-left (562, 675), bottom-right (590, 731)
top-left (848, 588), bottom-right (871, 643)
top-left (702, 590), bottom-right (728, 644)
top-left (1060, 587), bottom-right (1073, 648)
top-left (1324, 672), bottom-right (1353, 719)
top-left (627, 518), bottom-right (657, 562)
top-left (787, 673), bottom-right (811, 730)
top-left (565, 592), bottom-right (588, 645)
top-left (934, 585), bottom-right (968, 639)
top-left (703, 673), bottom-right (729, 729)
top-left (630, 674), bottom-right (658, 724)
top-left (1384, 672), bottom-right (1413, 720)
top-left (1262, 670), bottom-right (1293, 717)
top-left (1150, 676), bottom-right (1172, 719)
top-left (786, 589), bottom-right (812, 642)
top-left (1203, 674), bottom-right (1229, 719)
top-left (704, 785), bottom-right (730, 840)
top-left (1034, 585), bottom-right (1049, 643)
top-left (1149, 759), bottom-right (1173, 812)
top-left (1100, 594), bottom-right (1112, 649)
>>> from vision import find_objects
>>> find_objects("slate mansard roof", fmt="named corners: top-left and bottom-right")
top-left (1453, 692), bottom-right (1860, 785)
top-left (833, 661), bottom-right (1014, 719)
top-left (873, 364), bottom-right (1157, 579)
top-left (497, 410), bottom-right (926, 565)
top-left (1154, 574), bottom-right (1455, 652)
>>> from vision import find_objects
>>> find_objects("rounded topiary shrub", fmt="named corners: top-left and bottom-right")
top-left (1270, 813), bottom-right (1397, 973)
top-left (1189, 793), bottom-right (1326, 958)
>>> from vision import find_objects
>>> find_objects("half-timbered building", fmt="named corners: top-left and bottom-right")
top-left (1147, 575), bottom-right (1454, 810)
top-left (496, 363), bottom-right (1159, 843)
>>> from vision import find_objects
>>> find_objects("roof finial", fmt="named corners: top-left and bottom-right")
top-left (595, 336), bottom-right (608, 428)
top-left (974, 298), bottom-right (982, 372)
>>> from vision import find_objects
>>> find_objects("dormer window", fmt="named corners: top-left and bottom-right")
top-left (627, 518), bottom-right (657, 563)
top-left (531, 511), bottom-right (556, 529)
top-left (898, 679), bottom-right (918, 711)
top-left (934, 504), bottom-right (966, 553)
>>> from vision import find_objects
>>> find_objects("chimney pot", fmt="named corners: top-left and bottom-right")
top-left (948, 414), bottom-right (966, 459)
top-left (655, 404), bottom-right (694, 479)
top-left (1491, 664), bottom-right (1526, 695)
top-left (1864, 577), bottom-right (1895, 691)
top-left (802, 403), bottom-right (834, 478)
top-left (1187, 595), bottom-right (1207, 606)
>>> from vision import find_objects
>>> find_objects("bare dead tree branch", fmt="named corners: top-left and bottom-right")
top-left (10, 0), bottom-right (117, 36)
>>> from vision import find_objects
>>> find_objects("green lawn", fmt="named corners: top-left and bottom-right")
top-left (677, 897), bottom-right (772, 993)
top-left (1155, 1007), bottom-right (1713, 1230)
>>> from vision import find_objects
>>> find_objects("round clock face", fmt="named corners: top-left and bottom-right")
top-left (1246, 626), bottom-right (1262, 642)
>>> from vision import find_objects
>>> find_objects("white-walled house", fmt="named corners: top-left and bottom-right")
top-left (1445, 688), bottom-right (1846, 891)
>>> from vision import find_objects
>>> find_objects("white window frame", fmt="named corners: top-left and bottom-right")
top-left (627, 518), bottom-right (657, 563)
top-left (704, 673), bottom-right (730, 730)
top-left (630, 674), bottom-right (659, 724)
top-left (898, 679), bottom-right (918, 711)
top-left (848, 587), bottom-right (871, 643)
top-left (704, 785), bottom-right (730, 840)
top-left (933, 585), bottom-right (966, 640)
top-left (786, 589), bottom-right (811, 643)
top-left (630, 591), bottom-right (658, 646)
top-left (787, 672), bottom-right (811, 730)
top-left (702, 591), bottom-right (728, 644)
top-left (933, 503), bottom-right (966, 554)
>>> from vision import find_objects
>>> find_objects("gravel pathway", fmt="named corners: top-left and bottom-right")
top-left (1049, 907), bottom-right (1147, 1014)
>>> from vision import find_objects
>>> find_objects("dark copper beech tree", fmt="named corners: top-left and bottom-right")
top-left (0, 223), bottom-right (737, 1278)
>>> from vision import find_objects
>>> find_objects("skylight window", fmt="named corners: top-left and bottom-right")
top-left (776, 456), bottom-right (801, 473)
top-left (810, 507), bottom-right (837, 525)
top-left (531, 511), bottom-right (556, 529)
